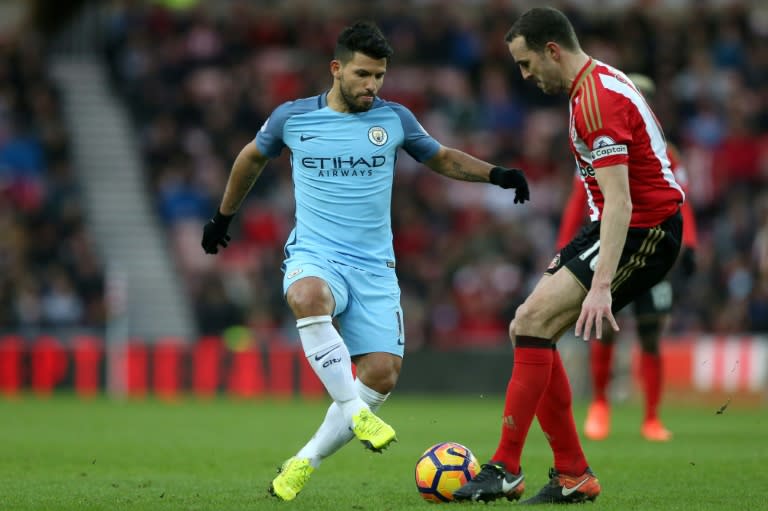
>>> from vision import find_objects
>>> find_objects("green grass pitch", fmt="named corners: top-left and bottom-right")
top-left (1, 394), bottom-right (766, 510)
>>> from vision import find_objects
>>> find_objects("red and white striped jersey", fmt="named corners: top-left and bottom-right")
top-left (568, 58), bottom-right (685, 227)
top-left (556, 144), bottom-right (699, 250)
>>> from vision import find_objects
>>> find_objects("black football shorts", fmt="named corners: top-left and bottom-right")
top-left (547, 210), bottom-right (682, 314)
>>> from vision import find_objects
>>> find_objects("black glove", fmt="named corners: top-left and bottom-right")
top-left (490, 166), bottom-right (530, 204)
top-left (679, 246), bottom-right (696, 278)
top-left (202, 210), bottom-right (234, 254)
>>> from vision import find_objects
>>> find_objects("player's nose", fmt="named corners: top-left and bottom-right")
top-left (364, 76), bottom-right (379, 91)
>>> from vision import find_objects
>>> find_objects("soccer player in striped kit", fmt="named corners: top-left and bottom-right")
top-left (455, 7), bottom-right (685, 504)
top-left (557, 74), bottom-right (699, 443)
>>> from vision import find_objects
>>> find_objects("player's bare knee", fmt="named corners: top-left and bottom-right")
top-left (512, 301), bottom-right (542, 334)
top-left (286, 277), bottom-right (334, 317)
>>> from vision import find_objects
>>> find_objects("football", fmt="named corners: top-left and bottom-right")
top-left (414, 441), bottom-right (481, 502)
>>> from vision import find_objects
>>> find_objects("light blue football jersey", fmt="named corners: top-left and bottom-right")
top-left (256, 93), bottom-right (440, 275)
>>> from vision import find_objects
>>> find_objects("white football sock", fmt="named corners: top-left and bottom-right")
top-left (297, 378), bottom-right (390, 468)
top-left (297, 315), bottom-right (366, 420)
top-left (355, 377), bottom-right (389, 411)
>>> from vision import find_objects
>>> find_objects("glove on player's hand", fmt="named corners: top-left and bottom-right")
top-left (490, 166), bottom-right (530, 204)
top-left (202, 210), bottom-right (234, 254)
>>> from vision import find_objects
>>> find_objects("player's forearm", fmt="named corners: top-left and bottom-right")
top-left (593, 196), bottom-right (632, 289)
top-left (219, 144), bottom-right (268, 215)
top-left (427, 146), bottom-right (493, 182)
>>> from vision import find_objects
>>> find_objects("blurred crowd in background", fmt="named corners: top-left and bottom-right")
top-left (0, 32), bottom-right (106, 336)
top-left (2, 0), bottom-right (768, 349)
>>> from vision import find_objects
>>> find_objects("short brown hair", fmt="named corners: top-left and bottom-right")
top-left (505, 7), bottom-right (580, 53)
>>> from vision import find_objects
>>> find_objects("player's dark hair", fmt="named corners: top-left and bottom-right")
top-left (505, 7), bottom-right (580, 53)
top-left (335, 20), bottom-right (393, 63)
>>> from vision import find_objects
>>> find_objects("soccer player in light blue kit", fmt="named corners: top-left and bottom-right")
top-left (201, 21), bottom-right (529, 501)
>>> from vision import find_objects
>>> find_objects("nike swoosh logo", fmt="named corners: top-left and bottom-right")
top-left (300, 134), bottom-right (318, 141)
top-left (314, 346), bottom-right (337, 361)
top-left (501, 474), bottom-right (525, 493)
top-left (561, 477), bottom-right (589, 496)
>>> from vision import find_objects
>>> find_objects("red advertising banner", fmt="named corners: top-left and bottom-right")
top-left (0, 334), bottom-right (765, 399)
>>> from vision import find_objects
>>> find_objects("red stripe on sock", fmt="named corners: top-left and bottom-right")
top-left (492, 340), bottom-right (552, 474)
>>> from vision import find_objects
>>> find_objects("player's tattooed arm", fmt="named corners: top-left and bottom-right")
top-left (446, 160), bottom-right (488, 181)
top-left (423, 146), bottom-right (493, 182)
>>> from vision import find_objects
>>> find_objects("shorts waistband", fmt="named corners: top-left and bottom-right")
top-left (659, 208), bottom-right (682, 228)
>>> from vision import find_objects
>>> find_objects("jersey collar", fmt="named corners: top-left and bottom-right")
top-left (319, 91), bottom-right (329, 109)
top-left (569, 57), bottom-right (597, 100)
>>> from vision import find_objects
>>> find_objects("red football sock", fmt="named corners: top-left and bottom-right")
top-left (536, 349), bottom-right (589, 476)
top-left (640, 351), bottom-right (662, 421)
top-left (491, 339), bottom-right (553, 474)
top-left (590, 340), bottom-right (614, 403)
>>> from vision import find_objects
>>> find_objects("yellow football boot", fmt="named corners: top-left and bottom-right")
top-left (269, 457), bottom-right (314, 501)
top-left (351, 409), bottom-right (397, 452)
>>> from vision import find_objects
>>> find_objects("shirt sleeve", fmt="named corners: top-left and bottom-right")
top-left (577, 90), bottom-right (632, 169)
top-left (388, 103), bottom-right (440, 162)
top-left (254, 102), bottom-right (292, 158)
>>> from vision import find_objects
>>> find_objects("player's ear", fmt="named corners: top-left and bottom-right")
top-left (545, 42), bottom-right (560, 62)
top-left (330, 59), bottom-right (342, 79)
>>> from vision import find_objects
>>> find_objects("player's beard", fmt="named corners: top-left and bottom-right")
top-left (338, 80), bottom-right (374, 113)
top-left (539, 80), bottom-right (565, 95)
top-left (546, 78), bottom-right (569, 95)
top-left (538, 68), bottom-right (568, 95)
